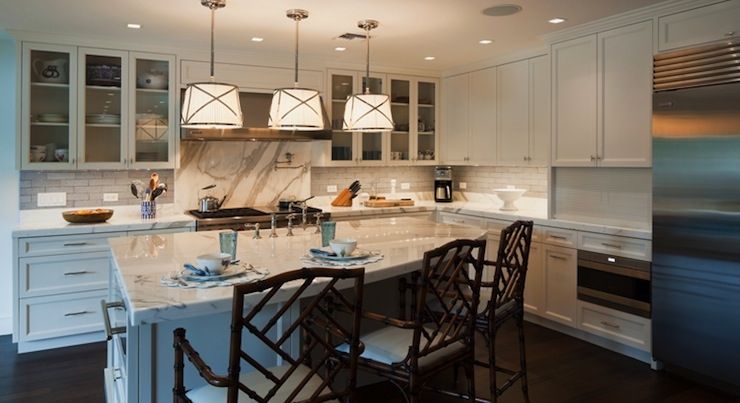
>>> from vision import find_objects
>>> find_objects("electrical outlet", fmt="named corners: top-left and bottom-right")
top-left (37, 192), bottom-right (66, 207)
top-left (401, 182), bottom-right (410, 190)
top-left (459, 182), bottom-right (467, 190)
top-left (103, 193), bottom-right (119, 202)
top-left (327, 185), bottom-right (338, 193)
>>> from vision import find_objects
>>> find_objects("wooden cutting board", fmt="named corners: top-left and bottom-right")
top-left (363, 199), bottom-right (416, 208)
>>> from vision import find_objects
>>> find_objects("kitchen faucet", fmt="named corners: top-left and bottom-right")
top-left (244, 223), bottom-right (262, 239)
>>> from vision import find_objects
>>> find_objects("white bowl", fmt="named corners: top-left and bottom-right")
top-left (494, 188), bottom-right (527, 211)
top-left (330, 238), bottom-right (357, 257)
top-left (196, 253), bottom-right (231, 275)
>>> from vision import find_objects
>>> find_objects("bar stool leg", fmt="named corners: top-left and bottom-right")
top-left (517, 312), bottom-right (530, 403)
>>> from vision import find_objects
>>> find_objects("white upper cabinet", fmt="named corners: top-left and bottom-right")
top-left (552, 21), bottom-right (653, 168)
top-left (598, 21), bottom-right (653, 167)
top-left (552, 35), bottom-right (599, 167)
top-left (469, 67), bottom-right (497, 165)
top-left (658, 0), bottom-right (740, 51)
top-left (496, 60), bottom-right (529, 165)
top-left (441, 73), bottom-right (470, 164)
top-left (529, 55), bottom-right (551, 166)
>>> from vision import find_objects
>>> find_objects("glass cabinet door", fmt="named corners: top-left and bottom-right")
top-left (22, 43), bottom-right (77, 169)
top-left (130, 53), bottom-right (175, 168)
top-left (416, 80), bottom-right (438, 163)
top-left (330, 73), bottom-right (355, 163)
top-left (78, 48), bottom-right (128, 168)
top-left (358, 75), bottom-right (385, 163)
top-left (390, 78), bottom-right (411, 163)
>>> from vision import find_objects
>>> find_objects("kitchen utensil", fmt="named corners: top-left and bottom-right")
top-left (150, 187), bottom-right (164, 201)
top-left (219, 231), bottom-right (238, 260)
top-left (62, 208), bottom-right (114, 224)
top-left (132, 180), bottom-right (146, 199)
top-left (198, 195), bottom-right (225, 212)
top-left (33, 58), bottom-right (68, 84)
top-left (330, 238), bottom-right (357, 257)
top-left (137, 70), bottom-right (168, 90)
top-left (54, 149), bottom-right (68, 162)
top-left (195, 253), bottom-right (231, 275)
top-left (149, 173), bottom-right (159, 191)
top-left (130, 183), bottom-right (139, 199)
top-left (320, 221), bottom-right (337, 247)
top-left (363, 199), bottom-right (416, 208)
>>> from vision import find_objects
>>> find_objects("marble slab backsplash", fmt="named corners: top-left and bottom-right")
top-left (175, 141), bottom-right (313, 209)
top-left (19, 170), bottom-right (175, 210)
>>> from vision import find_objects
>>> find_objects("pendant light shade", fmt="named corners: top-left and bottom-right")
top-left (269, 9), bottom-right (324, 131)
top-left (181, 0), bottom-right (243, 129)
top-left (342, 93), bottom-right (393, 132)
top-left (344, 19), bottom-right (393, 132)
top-left (181, 82), bottom-right (242, 129)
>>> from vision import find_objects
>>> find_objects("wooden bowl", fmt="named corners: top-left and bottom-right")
top-left (62, 209), bottom-right (114, 224)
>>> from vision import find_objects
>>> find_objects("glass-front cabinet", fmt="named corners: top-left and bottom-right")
top-left (388, 76), bottom-right (439, 165)
top-left (22, 43), bottom-right (78, 169)
top-left (416, 79), bottom-right (438, 164)
top-left (327, 69), bottom-right (388, 166)
top-left (20, 43), bottom-right (177, 170)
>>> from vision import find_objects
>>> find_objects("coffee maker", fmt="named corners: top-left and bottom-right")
top-left (434, 166), bottom-right (453, 202)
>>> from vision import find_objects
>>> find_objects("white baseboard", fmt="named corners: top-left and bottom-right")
top-left (0, 316), bottom-right (11, 336)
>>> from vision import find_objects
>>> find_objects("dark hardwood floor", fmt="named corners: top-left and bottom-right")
top-left (1, 322), bottom-right (737, 403)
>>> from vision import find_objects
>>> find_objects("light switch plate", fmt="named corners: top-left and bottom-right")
top-left (327, 185), bottom-right (338, 193)
top-left (103, 193), bottom-right (119, 202)
top-left (37, 192), bottom-right (67, 207)
top-left (401, 183), bottom-right (410, 190)
top-left (459, 182), bottom-right (467, 190)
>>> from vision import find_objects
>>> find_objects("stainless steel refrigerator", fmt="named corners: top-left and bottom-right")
top-left (652, 37), bottom-right (740, 389)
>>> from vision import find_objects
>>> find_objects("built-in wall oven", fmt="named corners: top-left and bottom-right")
top-left (577, 250), bottom-right (652, 318)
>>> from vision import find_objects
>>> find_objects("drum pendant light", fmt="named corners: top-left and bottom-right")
top-left (181, 0), bottom-right (242, 129)
top-left (343, 20), bottom-right (394, 132)
top-left (268, 9), bottom-right (324, 131)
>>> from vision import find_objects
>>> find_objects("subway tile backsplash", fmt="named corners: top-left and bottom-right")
top-left (19, 170), bottom-right (175, 210)
top-left (311, 165), bottom-right (547, 198)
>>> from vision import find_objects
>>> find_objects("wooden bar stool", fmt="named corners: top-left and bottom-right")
top-left (173, 267), bottom-right (365, 403)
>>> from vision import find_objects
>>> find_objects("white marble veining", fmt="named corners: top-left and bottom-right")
top-left (109, 217), bottom-right (487, 326)
top-left (176, 141), bottom-right (313, 210)
top-left (12, 203), bottom-right (195, 238)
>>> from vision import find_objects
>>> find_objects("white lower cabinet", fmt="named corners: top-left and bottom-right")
top-left (542, 245), bottom-right (578, 326)
top-left (578, 301), bottom-right (651, 351)
top-left (523, 242), bottom-right (544, 314)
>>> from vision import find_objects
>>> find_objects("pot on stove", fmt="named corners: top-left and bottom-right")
top-left (197, 184), bottom-right (227, 212)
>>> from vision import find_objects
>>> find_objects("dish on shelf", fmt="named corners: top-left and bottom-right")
top-left (86, 114), bottom-right (121, 124)
top-left (137, 70), bottom-right (168, 90)
top-left (62, 208), bottom-right (114, 224)
top-left (86, 64), bottom-right (121, 87)
top-left (36, 113), bottom-right (68, 123)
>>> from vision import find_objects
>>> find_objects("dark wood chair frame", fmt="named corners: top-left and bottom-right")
top-left (476, 220), bottom-right (534, 403)
top-left (173, 267), bottom-right (365, 403)
top-left (341, 239), bottom-right (486, 403)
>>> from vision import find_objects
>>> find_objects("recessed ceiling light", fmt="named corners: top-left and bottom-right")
top-left (479, 39), bottom-right (493, 45)
top-left (127, 23), bottom-right (141, 29)
top-left (424, 56), bottom-right (436, 61)
top-left (334, 46), bottom-right (347, 52)
top-left (549, 17), bottom-right (567, 24)
top-left (482, 4), bottom-right (523, 17)
top-left (251, 37), bottom-right (264, 42)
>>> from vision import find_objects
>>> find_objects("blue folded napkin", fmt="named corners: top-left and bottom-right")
top-left (309, 248), bottom-right (337, 257)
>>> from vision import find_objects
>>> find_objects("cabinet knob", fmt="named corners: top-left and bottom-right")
top-left (590, 155), bottom-right (596, 161)
top-left (725, 31), bottom-right (736, 37)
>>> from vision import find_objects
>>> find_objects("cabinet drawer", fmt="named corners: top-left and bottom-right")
top-left (437, 213), bottom-right (485, 228)
top-left (541, 228), bottom-right (576, 247)
top-left (19, 290), bottom-right (107, 341)
top-left (18, 232), bottom-right (124, 257)
top-left (578, 232), bottom-right (651, 260)
top-left (578, 301), bottom-right (650, 351)
top-left (19, 252), bottom-right (110, 298)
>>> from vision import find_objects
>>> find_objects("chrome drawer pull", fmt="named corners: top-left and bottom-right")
top-left (600, 320), bottom-right (621, 329)
top-left (101, 300), bottom-right (126, 341)
top-left (64, 310), bottom-right (90, 317)
top-left (601, 243), bottom-right (623, 249)
top-left (64, 270), bottom-right (91, 276)
top-left (550, 235), bottom-right (568, 240)
top-left (63, 241), bottom-right (89, 247)
top-left (550, 254), bottom-right (568, 261)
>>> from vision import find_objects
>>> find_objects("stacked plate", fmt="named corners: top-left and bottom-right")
top-left (86, 114), bottom-right (121, 125)
top-left (36, 113), bottom-right (68, 123)
top-left (303, 247), bottom-right (383, 267)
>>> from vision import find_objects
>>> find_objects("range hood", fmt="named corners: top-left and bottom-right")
top-left (181, 91), bottom-right (332, 142)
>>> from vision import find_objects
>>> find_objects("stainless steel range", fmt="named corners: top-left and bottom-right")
top-left (188, 206), bottom-right (327, 232)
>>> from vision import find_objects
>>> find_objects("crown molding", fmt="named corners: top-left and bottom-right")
top-left (441, 46), bottom-right (548, 78)
top-left (540, 0), bottom-right (727, 44)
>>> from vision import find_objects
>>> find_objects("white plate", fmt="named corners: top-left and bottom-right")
top-left (309, 248), bottom-right (373, 261)
top-left (181, 265), bottom-right (247, 282)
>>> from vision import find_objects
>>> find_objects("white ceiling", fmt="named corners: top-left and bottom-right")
top-left (0, 0), bottom-right (666, 71)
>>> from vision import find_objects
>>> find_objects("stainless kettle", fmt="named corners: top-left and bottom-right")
top-left (197, 184), bottom-right (227, 212)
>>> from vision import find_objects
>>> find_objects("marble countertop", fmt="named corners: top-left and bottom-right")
top-left (110, 216), bottom-right (487, 326)
top-left (310, 193), bottom-right (651, 240)
top-left (12, 204), bottom-right (195, 238)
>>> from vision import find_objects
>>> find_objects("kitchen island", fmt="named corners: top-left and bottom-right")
top-left (106, 216), bottom-right (487, 403)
